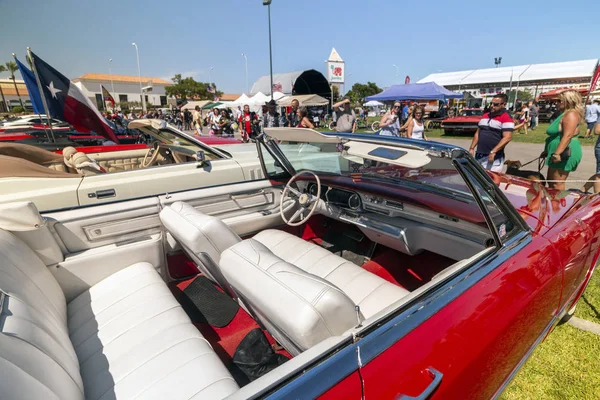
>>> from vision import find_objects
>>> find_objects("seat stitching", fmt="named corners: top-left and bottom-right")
top-left (184, 377), bottom-right (237, 399)
top-left (68, 281), bottom-right (165, 327)
top-left (332, 268), bottom-right (368, 292)
top-left (228, 246), bottom-right (341, 336)
top-left (321, 259), bottom-right (353, 280)
top-left (169, 210), bottom-right (230, 261)
top-left (0, 356), bottom-right (69, 399)
top-left (4, 333), bottom-right (85, 395)
top-left (72, 302), bottom-right (180, 351)
top-left (105, 351), bottom-right (217, 400)
top-left (68, 270), bottom-right (159, 316)
top-left (353, 282), bottom-right (388, 308)
top-left (78, 321), bottom-right (201, 366)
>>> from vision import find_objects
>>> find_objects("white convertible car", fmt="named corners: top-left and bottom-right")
top-left (0, 119), bottom-right (263, 211)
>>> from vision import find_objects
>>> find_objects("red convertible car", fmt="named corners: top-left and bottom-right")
top-left (0, 128), bottom-right (596, 400)
top-left (441, 108), bottom-right (484, 135)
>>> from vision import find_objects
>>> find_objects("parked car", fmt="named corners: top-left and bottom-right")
top-left (0, 127), bottom-right (596, 400)
top-left (0, 119), bottom-right (257, 211)
top-left (440, 108), bottom-right (484, 135)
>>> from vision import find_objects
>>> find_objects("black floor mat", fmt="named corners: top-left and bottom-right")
top-left (181, 276), bottom-right (239, 327)
top-left (230, 328), bottom-right (289, 386)
top-left (318, 229), bottom-right (376, 265)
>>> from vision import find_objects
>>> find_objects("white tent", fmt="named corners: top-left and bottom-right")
top-left (249, 92), bottom-right (269, 106)
top-left (231, 93), bottom-right (252, 106)
top-left (364, 100), bottom-right (384, 107)
top-left (272, 92), bottom-right (286, 101)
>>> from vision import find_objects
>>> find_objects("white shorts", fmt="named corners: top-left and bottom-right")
top-left (476, 155), bottom-right (504, 172)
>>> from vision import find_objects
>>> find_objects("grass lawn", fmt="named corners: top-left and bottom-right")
top-left (331, 119), bottom-right (599, 146)
top-left (575, 268), bottom-right (600, 325)
top-left (500, 323), bottom-right (600, 399)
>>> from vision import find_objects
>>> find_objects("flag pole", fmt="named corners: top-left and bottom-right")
top-left (13, 52), bottom-right (51, 143)
top-left (27, 48), bottom-right (56, 143)
top-left (101, 84), bottom-right (107, 112)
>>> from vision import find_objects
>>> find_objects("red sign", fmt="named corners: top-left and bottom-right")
top-left (590, 65), bottom-right (600, 92)
top-left (405, 76), bottom-right (410, 84)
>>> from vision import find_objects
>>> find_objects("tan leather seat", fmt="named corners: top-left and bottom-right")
top-left (0, 228), bottom-right (239, 399)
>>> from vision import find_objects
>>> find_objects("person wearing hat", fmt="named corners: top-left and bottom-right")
top-left (263, 100), bottom-right (280, 128)
top-left (332, 96), bottom-right (356, 133)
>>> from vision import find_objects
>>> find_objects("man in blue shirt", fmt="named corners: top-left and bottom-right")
top-left (401, 103), bottom-right (409, 125)
top-left (585, 99), bottom-right (600, 138)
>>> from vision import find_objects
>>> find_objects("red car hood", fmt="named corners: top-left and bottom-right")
top-left (442, 116), bottom-right (483, 123)
top-left (489, 172), bottom-right (584, 235)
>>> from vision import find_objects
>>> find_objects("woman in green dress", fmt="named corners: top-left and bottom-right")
top-left (544, 90), bottom-right (584, 191)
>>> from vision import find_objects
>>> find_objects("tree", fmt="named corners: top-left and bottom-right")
top-left (346, 82), bottom-right (382, 104)
top-left (506, 89), bottom-right (533, 104)
top-left (0, 64), bottom-right (6, 112)
top-left (331, 85), bottom-right (340, 103)
top-left (165, 74), bottom-right (223, 101)
top-left (5, 61), bottom-right (23, 108)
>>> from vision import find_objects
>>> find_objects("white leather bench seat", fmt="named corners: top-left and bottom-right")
top-left (0, 229), bottom-right (239, 400)
top-left (253, 229), bottom-right (410, 319)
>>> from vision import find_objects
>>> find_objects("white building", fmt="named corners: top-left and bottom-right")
top-left (72, 73), bottom-right (173, 110)
top-left (418, 59), bottom-right (598, 100)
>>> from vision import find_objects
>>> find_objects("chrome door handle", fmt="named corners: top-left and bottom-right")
top-left (397, 367), bottom-right (443, 400)
top-left (230, 189), bottom-right (265, 200)
top-left (88, 189), bottom-right (116, 199)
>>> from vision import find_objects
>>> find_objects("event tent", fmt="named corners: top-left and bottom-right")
top-left (364, 100), bottom-right (384, 107)
top-left (181, 100), bottom-right (212, 110)
top-left (249, 92), bottom-right (269, 106)
top-left (231, 93), bottom-right (251, 106)
top-left (366, 82), bottom-right (463, 101)
top-left (277, 94), bottom-right (329, 107)
top-left (539, 87), bottom-right (589, 99)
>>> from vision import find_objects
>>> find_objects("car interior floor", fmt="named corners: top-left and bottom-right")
top-left (167, 269), bottom-right (291, 387)
top-left (301, 215), bottom-right (456, 291)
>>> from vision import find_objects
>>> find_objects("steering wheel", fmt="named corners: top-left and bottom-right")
top-left (142, 141), bottom-right (161, 168)
top-left (280, 171), bottom-right (321, 227)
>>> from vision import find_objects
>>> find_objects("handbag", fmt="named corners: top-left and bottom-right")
top-left (540, 146), bottom-right (571, 162)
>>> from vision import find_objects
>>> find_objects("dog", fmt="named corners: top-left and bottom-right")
top-left (504, 160), bottom-right (546, 185)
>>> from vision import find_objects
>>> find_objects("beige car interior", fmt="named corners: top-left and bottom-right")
top-left (0, 165), bottom-right (494, 399)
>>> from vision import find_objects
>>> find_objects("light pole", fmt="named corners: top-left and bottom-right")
top-left (263, 0), bottom-right (274, 101)
top-left (347, 72), bottom-right (353, 94)
top-left (108, 58), bottom-right (115, 94)
top-left (208, 67), bottom-right (214, 90)
top-left (132, 43), bottom-right (146, 113)
top-left (494, 57), bottom-right (502, 68)
top-left (392, 64), bottom-right (399, 83)
top-left (241, 53), bottom-right (248, 94)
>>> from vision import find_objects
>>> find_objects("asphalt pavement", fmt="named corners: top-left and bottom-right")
top-left (433, 137), bottom-right (598, 189)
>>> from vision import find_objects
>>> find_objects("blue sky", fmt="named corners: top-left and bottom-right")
top-left (1, 0), bottom-right (599, 94)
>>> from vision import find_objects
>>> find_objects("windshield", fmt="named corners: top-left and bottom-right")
top-left (138, 126), bottom-right (205, 151)
top-left (268, 140), bottom-right (473, 196)
top-left (461, 109), bottom-right (483, 117)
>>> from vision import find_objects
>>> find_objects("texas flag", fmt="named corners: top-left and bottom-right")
top-left (31, 51), bottom-right (119, 143)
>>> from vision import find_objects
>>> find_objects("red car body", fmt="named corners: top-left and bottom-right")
top-left (271, 164), bottom-right (598, 399)
top-left (441, 108), bottom-right (484, 135)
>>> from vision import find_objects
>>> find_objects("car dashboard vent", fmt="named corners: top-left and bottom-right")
top-left (385, 200), bottom-right (404, 210)
top-left (364, 204), bottom-right (391, 216)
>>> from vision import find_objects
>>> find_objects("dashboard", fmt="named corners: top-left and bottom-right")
top-left (302, 181), bottom-right (491, 261)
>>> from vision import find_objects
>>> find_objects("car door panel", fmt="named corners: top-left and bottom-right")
top-left (358, 235), bottom-right (563, 399)
top-left (77, 158), bottom-right (246, 206)
top-left (159, 180), bottom-right (292, 237)
top-left (0, 177), bottom-right (82, 212)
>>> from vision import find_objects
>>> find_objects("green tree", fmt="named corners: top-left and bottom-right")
top-left (506, 89), bottom-right (533, 104)
top-left (0, 64), bottom-right (7, 112)
top-left (5, 61), bottom-right (23, 108)
top-left (331, 85), bottom-right (340, 102)
top-left (165, 74), bottom-right (223, 101)
top-left (346, 82), bottom-right (382, 104)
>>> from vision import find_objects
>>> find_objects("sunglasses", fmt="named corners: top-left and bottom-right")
top-left (491, 102), bottom-right (504, 106)
top-left (393, 105), bottom-right (401, 108)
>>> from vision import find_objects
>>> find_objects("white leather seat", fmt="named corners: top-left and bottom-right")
top-left (253, 230), bottom-right (410, 319)
top-left (159, 201), bottom-right (241, 296)
top-left (220, 239), bottom-right (359, 355)
top-left (0, 229), bottom-right (239, 400)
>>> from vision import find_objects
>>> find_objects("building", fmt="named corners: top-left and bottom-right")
top-left (0, 79), bottom-right (29, 113)
top-left (72, 73), bottom-right (173, 110)
top-left (418, 59), bottom-right (598, 101)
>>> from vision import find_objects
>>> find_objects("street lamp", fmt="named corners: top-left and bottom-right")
top-left (347, 72), bottom-right (353, 94)
top-left (392, 64), bottom-right (399, 82)
top-left (108, 58), bottom-right (115, 94)
top-left (241, 53), bottom-right (248, 94)
top-left (263, 0), bottom-right (274, 101)
top-left (494, 57), bottom-right (502, 68)
top-left (132, 43), bottom-right (146, 113)
top-left (208, 67), bottom-right (214, 89)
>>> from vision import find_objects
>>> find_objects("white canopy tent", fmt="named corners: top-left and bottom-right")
top-left (364, 100), bottom-right (384, 107)
top-left (231, 93), bottom-right (251, 106)
top-left (248, 92), bottom-right (269, 106)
